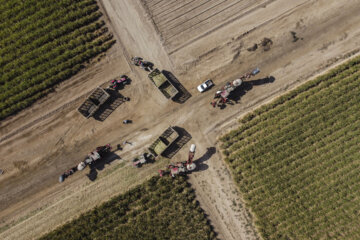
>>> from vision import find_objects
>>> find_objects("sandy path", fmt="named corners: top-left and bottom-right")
top-left (1, 0), bottom-right (360, 239)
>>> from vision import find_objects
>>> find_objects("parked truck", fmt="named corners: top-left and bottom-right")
top-left (148, 126), bottom-right (179, 157)
top-left (148, 69), bottom-right (179, 99)
top-left (78, 87), bottom-right (110, 118)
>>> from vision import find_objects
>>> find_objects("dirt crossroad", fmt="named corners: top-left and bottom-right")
top-left (1, 0), bottom-right (360, 239)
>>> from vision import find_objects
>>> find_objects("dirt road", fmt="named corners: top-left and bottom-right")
top-left (1, 0), bottom-right (360, 239)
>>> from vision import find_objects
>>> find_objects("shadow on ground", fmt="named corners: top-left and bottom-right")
top-left (162, 70), bottom-right (191, 104)
top-left (87, 152), bottom-right (121, 181)
top-left (215, 76), bottom-right (276, 110)
top-left (93, 89), bottom-right (130, 121)
top-left (192, 147), bottom-right (216, 172)
top-left (162, 126), bottom-right (192, 159)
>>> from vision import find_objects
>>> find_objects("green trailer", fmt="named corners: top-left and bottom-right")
top-left (78, 87), bottom-right (110, 118)
top-left (148, 127), bottom-right (179, 157)
top-left (148, 69), bottom-right (179, 99)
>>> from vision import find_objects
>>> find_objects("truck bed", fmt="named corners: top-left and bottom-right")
top-left (148, 69), bottom-right (179, 99)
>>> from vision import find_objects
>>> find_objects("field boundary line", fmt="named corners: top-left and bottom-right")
top-left (210, 50), bottom-right (360, 136)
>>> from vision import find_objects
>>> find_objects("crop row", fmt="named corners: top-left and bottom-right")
top-left (0, 0), bottom-right (96, 43)
top-left (0, 40), bottom-right (114, 120)
top-left (0, 0), bottom-right (115, 120)
top-left (221, 63), bottom-right (360, 149)
top-left (228, 94), bottom-right (359, 170)
top-left (220, 56), bottom-right (360, 142)
top-left (0, 7), bottom-right (101, 70)
top-left (0, 29), bottom-right (111, 103)
top-left (0, 20), bottom-right (106, 90)
top-left (233, 116), bottom-right (359, 191)
top-left (221, 55), bottom-right (360, 239)
top-left (225, 78), bottom-right (359, 157)
top-left (39, 176), bottom-right (217, 240)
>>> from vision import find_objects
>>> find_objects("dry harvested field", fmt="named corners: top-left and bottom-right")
top-left (1, 0), bottom-right (360, 239)
top-left (141, 0), bottom-right (273, 53)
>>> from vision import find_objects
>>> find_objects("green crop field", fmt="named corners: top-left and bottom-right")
top-left (39, 176), bottom-right (217, 240)
top-left (0, 0), bottom-right (115, 120)
top-left (221, 56), bottom-right (360, 239)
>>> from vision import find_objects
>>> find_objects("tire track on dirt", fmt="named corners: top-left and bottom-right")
top-left (156, 0), bottom-right (212, 28)
top-left (188, 124), bottom-right (260, 240)
top-left (151, 0), bottom-right (196, 21)
top-left (167, 0), bottom-right (281, 54)
top-left (163, 0), bottom-right (241, 34)
top-left (0, 92), bottom-right (89, 144)
top-left (98, 0), bottom-right (133, 71)
top-left (4, 1), bottom-right (360, 239)
top-left (99, 0), bottom-right (154, 100)
top-left (208, 49), bottom-right (360, 136)
top-left (148, 0), bottom-right (177, 14)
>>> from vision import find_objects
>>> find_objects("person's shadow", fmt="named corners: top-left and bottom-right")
top-left (192, 147), bottom-right (216, 172)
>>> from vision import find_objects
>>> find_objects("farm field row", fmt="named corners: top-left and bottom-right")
top-left (221, 55), bottom-right (360, 239)
top-left (39, 176), bottom-right (217, 240)
top-left (141, 0), bottom-right (270, 52)
top-left (0, 0), bottom-right (114, 120)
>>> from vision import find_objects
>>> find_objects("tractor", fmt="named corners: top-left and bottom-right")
top-left (159, 144), bottom-right (196, 177)
top-left (211, 68), bottom-right (260, 108)
top-left (59, 144), bottom-right (111, 183)
top-left (109, 75), bottom-right (129, 90)
top-left (131, 56), bottom-right (153, 71)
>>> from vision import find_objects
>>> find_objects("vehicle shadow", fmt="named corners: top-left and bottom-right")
top-left (229, 76), bottom-right (275, 104)
top-left (192, 147), bottom-right (216, 172)
top-left (162, 126), bottom-right (192, 159)
top-left (87, 152), bottom-right (121, 181)
top-left (112, 76), bottom-right (132, 90)
top-left (162, 70), bottom-right (192, 104)
top-left (138, 62), bottom-right (154, 72)
top-left (93, 89), bottom-right (130, 121)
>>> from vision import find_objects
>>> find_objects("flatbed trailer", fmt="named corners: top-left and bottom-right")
top-left (78, 87), bottom-right (110, 118)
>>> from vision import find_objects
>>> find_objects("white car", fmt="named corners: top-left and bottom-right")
top-left (197, 79), bottom-right (214, 93)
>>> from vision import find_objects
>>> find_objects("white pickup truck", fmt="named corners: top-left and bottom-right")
top-left (197, 79), bottom-right (214, 93)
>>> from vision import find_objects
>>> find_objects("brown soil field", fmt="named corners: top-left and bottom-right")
top-left (1, 0), bottom-right (360, 239)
